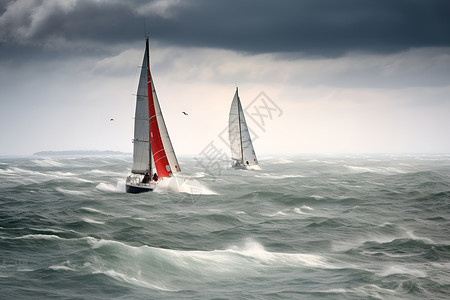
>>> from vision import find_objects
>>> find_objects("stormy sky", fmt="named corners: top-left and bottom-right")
top-left (1, 0), bottom-right (450, 156)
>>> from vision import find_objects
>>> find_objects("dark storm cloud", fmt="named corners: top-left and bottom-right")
top-left (1, 0), bottom-right (449, 58)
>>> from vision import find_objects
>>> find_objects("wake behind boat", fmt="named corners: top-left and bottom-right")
top-left (228, 87), bottom-right (259, 170)
top-left (126, 38), bottom-right (181, 193)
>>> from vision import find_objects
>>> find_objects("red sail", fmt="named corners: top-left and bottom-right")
top-left (145, 40), bottom-right (172, 178)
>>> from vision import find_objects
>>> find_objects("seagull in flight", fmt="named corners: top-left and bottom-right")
top-left (182, 112), bottom-right (188, 116)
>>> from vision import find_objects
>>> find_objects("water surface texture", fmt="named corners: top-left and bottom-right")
top-left (1, 155), bottom-right (449, 299)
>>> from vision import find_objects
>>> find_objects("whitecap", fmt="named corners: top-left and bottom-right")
top-left (268, 211), bottom-right (287, 217)
top-left (278, 159), bottom-right (294, 164)
top-left (96, 181), bottom-right (126, 193)
top-left (345, 165), bottom-right (407, 175)
top-left (82, 217), bottom-right (105, 225)
top-left (93, 269), bottom-right (177, 291)
top-left (80, 207), bottom-right (106, 214)
top-left (31, 159), bottom-right (64, 167)
top-left (255, 173), bottom-right (304, 179)
top-left (225, 239), bottom-right (332, 268)
top-left (301, 205), bottom-right (314, 211)
top-left (379, 265), bottom-right (427, 278)
top-left (87, 169), bottom-right (124, 176)
top-left (345, 165), bottom-right (376, 173)
top-left (55, 187), bottom-right (86, 196)
top-left (48, 171), bottom-right (76, 177)
top-left (405, 231), bottom-right (435, 244)
top-left (49, 261), bottom-right (76, 271)
top-left (49, 265), bottom-right (76, 271)
top-left (294, 207), bottom-right (305, 214)
top-left (353, 284), bottom-right (397, 298)
top-left (159, 176), bottom-right (218, 195)
top-left (16, 234), bottom-right (63, 240)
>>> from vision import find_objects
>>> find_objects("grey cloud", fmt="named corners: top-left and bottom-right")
top-left (1, 0), bottom-right (449, 59)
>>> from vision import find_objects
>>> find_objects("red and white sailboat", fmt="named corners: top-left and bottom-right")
top-left (126, 38), bottom-right (181, 193)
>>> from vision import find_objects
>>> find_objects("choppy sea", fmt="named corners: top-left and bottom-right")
top-left (1, 154), bottom-right (449, 299)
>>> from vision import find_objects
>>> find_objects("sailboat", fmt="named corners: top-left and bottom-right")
top-left (228, 87), bottom-right (259, 169)
top-left (126, 38), bottom-right (181, 193)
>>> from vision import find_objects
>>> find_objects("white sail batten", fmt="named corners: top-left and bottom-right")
top-left (228, 88), bottom-right (258, 166)
top-left (131, 52), bottom-right (151, 174)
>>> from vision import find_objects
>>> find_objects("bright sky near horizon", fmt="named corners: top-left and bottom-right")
top-left (1, 0), bottom-right (450, 156)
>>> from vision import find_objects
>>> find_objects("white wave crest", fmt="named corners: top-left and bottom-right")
top-left (96, 181), bottom-right (126, 193)
top-left (31, 159), bottom-right (64, 167)
top-left (82, 217), bottom-right (105, 225)
top-left (255, 173), bottom-right (305, 179)
top-left (55, 187), bottom-right (86, 196)
top-left (379, 265), bottom-right (427, 278)
top-left (49, 261), bottom-right (76, 271)
top-left (157, 176), bottom-right (217, 195)
top-left (94, 269), bottom-right (177, 291)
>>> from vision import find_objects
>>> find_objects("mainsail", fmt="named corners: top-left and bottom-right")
top-left (131, 42), bottom-right (151, 174)
top-left (228, 88), bottom-right (258, 166)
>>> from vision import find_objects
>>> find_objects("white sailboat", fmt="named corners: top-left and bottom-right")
top-left (228, 87), bottom-right (259, 169)
top-left (126, 38), bottom-right (181, 193)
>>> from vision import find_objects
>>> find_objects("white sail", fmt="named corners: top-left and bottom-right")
top-left (228, 88), bottom-right (258, 166)
top-left (131, 50), bottom-right (151, 174)
top-left (150, 75), bottom-right (181, 174)
top-left (229, 90), bottom-right (242, 161)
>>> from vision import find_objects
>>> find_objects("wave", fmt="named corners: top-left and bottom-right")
top-left (94, 269), bottom-right (176, 291)
top-left (96, 181), bottom-right (126, 193)
top-left (255, 173), bottom-right (305, 179)
top-left (49, 261), bottom-right (77, 272)
top-left (80, 207), bottom-right (109, 215)
top-left (86, 169), bottom-right (125, 176)
top-left (82, 217), bottom-right (105, 225)
top-left (55, 187), bottom-right (87, 196)
top-left (7, 234), bottom-right (98, 247)
top-left (91, 238), bottom-right (333, 269)
top-left (95, 176), bottom-right (218, 196)
top-left (159, 176), bottom-right (218, 195)
top-left (87, 238), bottom-right (335, 291)
top-left (345, 165), bottom-right (407, 174)
top-left (294, 205), bottom-right (314, 215)
top-left (268, 210), bottom-right (288, 217)
top-left (263, 158), bottom-right (294, 164)
top-left (31, 159), bottom-right (64, 167)
top-left (15, 234), bottom-right (64, 240)
top-left (379, 265), bottom-right (427, 278)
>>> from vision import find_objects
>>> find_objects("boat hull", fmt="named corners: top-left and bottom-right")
top-left (126, 183), bottom-right (154, 194)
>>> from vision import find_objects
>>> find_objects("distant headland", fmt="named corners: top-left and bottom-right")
top-left (33, 150), bottom-right (131, 156)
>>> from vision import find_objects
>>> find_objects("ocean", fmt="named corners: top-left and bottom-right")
top-left (1, 154), bottom-right (449, 299)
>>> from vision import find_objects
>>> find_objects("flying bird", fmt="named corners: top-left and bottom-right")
top-left (182, 112), bottom-right (188, 115)
top-left (110, 118), bottom-right (114, 121)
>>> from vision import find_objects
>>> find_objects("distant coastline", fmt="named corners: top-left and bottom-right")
top-left (33, 150), bottom-right (131, 156)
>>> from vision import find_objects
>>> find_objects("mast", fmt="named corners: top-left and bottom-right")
top-left (145, 37), bottom-right (152, 175)
top-left (237, 88), bottom-right (244, 163)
